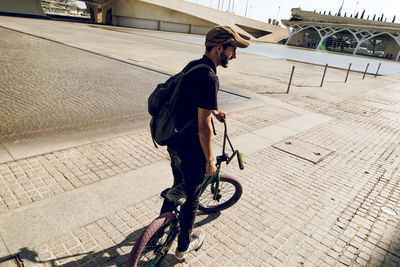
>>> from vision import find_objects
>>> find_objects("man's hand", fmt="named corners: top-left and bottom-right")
top-left (206, 161), bottom-right (217, 176)
top-left (212, 110), bottom-right (226, 122)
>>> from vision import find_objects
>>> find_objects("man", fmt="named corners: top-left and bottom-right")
top-left (160, 25), bottom-right (249, 260)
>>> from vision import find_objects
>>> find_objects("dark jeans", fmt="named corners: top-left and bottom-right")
top-left (160, 134), bottom-right (206, 252)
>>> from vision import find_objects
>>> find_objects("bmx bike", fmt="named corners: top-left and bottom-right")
top-left (126, 119), bottom-right (244, 266)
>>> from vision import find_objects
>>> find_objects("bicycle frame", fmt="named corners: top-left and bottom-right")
top-left (200, 119), bottom-right (244, 201)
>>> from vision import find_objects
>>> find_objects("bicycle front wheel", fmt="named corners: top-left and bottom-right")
top-left (126, 212), bottom-right (178, 267)
top-left (198, 174), bottom-right (242, 213)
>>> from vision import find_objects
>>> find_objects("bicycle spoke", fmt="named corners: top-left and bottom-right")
top-left (137, 224), bottom-right (171, 266)
top-left (200, 181), bottom-right (236, 208)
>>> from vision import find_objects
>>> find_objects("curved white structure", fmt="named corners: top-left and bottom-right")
top-left (282, 8), bottom-right (400, 61)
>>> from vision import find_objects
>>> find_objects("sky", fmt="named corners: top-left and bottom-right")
top-left (185, 0), bottom-right (399, 25)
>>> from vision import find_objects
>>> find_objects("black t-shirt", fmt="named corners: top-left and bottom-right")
top-left (175, 55), bottom-right (219, 135)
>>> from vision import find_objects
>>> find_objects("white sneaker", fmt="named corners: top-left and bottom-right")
top-left (175, 231), bottom-right (205, 260)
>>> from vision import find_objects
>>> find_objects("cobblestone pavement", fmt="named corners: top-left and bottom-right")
top-left (0, 103), bottom-right (298, 214)
top-left (4, 81), bottom-right (400, 266)
top-left (0, 130), bottom-right (166, 213)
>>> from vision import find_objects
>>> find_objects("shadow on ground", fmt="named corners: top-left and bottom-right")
top-left (2, 211), bottom-right (220, 266)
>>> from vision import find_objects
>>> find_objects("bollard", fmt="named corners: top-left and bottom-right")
top-left (320, 64), bottom-right (328, 87)
top-left (345, 63), bottom-right (352, 83)
top-left (287, 66), bottom-right (295, 94)
top-left (375, 63), bottom-right (381, 77)
top-left (362, 63), bottom-right (369, 80)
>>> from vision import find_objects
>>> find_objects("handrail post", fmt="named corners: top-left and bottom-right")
top-left (363, 63), bottom-right (369, 80)
top-left (320, 64), bottom-right (328, 87)
top-left (287, 66), bottom-right (295, 94)
top-left (345, 63), bottom-right (352, 83)
top-left (375, 63), bottom-right (381, 77)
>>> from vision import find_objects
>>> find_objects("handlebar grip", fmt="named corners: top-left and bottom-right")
top-left (237, 152), bottom-right (244, 170)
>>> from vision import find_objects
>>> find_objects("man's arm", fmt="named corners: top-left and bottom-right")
top-left (198, 107), bottom-right (217, 176)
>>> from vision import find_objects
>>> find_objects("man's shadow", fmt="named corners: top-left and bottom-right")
top-left (2, 211), bottom-right (220, 266)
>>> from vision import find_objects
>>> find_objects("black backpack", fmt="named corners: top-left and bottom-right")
top-left (148, 63), bottom-right (213, 147)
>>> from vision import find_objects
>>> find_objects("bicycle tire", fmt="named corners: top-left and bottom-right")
top-left (126, 212), bottom-right (178, 267)
top-left (198, 174), bottom-right (242, 213)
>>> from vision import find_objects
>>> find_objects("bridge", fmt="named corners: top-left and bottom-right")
top-left (0, 0), bottom-right (287, 43)
top-left (282, 8), bottom-right (400, 61)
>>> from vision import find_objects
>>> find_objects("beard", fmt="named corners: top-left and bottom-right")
top-left (220, 52), bottom-right (230, 68)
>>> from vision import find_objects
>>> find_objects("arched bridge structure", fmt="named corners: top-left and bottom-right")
top-left (0, 0), bottom-right (288, 43)
top-left (282, 8), bottom-right (400, 61)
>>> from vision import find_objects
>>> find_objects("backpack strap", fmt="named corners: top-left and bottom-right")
top-left (183, 63), bottom-right (215, 76)
top-left (177, 63), bottom-right (215, 134)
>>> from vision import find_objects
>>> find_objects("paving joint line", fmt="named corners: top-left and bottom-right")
top-left (0, 144), bottom-right (14, 163)
top-left (0, 25), bottom-right (172, 77)
top-left (0, 127), bottom-right (151, 165)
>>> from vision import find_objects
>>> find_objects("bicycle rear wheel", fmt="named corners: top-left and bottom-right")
top-left (126, 212), bottom-right (178, 267)
top-left (198, 174), bottom-right (242, 213)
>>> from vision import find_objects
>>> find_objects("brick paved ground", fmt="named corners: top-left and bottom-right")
top-left (0, 130), bottom-right (167, 213)
top-left (0, 103), bottom-right (298, 215)
top-left (11, 83), bottom-right (400, 266)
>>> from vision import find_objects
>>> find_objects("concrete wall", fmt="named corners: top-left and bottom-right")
top-left (112, 0), bottom-right (214, 34)
top-left (0, 0), bottom-right (46, 16)
top-left (141, 0), bottom-right (287, 41)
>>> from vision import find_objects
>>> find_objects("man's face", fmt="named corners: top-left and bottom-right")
top-left (219, 45), bottom-right (237, 68)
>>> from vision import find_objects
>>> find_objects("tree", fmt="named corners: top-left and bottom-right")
top-left (355, 12), bottom-right (359, 19)
top-left (344, 12), bottom-right (347, 17)
top-left (361, 10), bottom-right (365, 19)
top-left (272, 19), bottom-right (276, 25)
top-left (393, 16), bottom-right (396, 23)
top-left (367, 15), bottom-right (369, 20)
top-left (328, 11), bottom-right (331, 15)
top-left (268, 18), bottom-right (271, 24)
top-left (323, 11), bottom-right (326, 15)
top-left (373, 14), bottom-right (376, 20)
top-left (380, 13), bottom-right (384, 21)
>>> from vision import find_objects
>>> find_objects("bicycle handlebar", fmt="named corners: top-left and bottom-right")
top-left (213, 118), bottom-right (244, 171)
top-left (237, 151), bottom-right (244, 170)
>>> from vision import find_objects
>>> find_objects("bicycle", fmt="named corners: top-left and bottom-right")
top-left (126, 119), bottom-right (244, 266)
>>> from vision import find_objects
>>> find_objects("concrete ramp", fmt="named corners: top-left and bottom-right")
top-left (0, 0), bottom-right (46, 17)
top-left (112, 0), bottom-right (286, 41)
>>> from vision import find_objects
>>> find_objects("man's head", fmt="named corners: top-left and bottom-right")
top-left (205, 26), bottom-right (250, 68)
